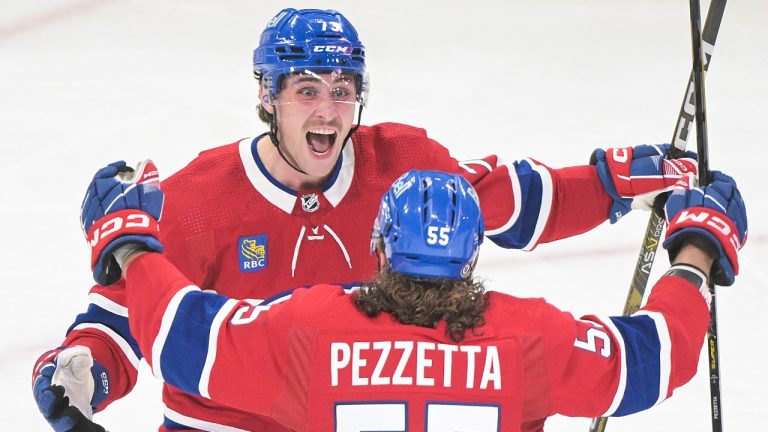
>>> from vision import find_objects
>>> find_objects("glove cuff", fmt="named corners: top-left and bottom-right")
top-left (666, 206), bottom-right (741, 277)
top-left (593, 152), bottom-right (632, 224)
top-left (89, 360), bottom-right (110, 410)
top-left (93, 236), bottom-right (163, 286)
top-left (87, 209), bottom-right (160, 270)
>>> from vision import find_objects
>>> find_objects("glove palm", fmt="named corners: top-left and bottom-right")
top-left (32, 346), bottom-right (109, 432)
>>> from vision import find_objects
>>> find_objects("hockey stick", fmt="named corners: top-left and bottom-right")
top-left (588, 1), bottom-right (726, 431)
top-left (688, 1), bottom-right (723, 430)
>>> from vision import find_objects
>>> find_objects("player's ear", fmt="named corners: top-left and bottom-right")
top-left (258, 86), bottom-right (274, 115)
top-left (375, 246), bottom-right (388, 273)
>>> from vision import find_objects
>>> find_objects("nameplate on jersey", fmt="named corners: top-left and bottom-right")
top-left (239, 235), bottom-right (268, 272)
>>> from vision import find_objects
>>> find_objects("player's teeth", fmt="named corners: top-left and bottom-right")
top-left (309, 128), bottom-right (335, 135)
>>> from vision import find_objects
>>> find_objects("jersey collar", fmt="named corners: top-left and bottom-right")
top-left (238, 133), bottom-right (356, 213)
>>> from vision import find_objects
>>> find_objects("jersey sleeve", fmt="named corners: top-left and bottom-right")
top-left (541, 272), bottom-right (709, 417)
top-left (360, 124), bottom-right (613, 251)
top-left (34, 280), bottom-right (143, 411)
top-left (123, 252), bottom-right (296, 419)
top-left (455, 155), bottom-right (612, 250)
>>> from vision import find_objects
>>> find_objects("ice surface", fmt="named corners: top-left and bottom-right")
top-left (2, 0), bottom-right (765, 430)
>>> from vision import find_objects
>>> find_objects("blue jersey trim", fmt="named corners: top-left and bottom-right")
top-left (67, 304), bottom-right (142, 360)
top-left (249, 134), bottom-right (345, 194)
top-left (486, 160), bottom-right (543, 249)
top-left (162, 416), bottom-right (189, 430)
top-left (160, 291), bottom-right (230, 396)
top-left (250, 134), bottom-right (296, 196)
top-left (609, 315), bottom-right (662, 416)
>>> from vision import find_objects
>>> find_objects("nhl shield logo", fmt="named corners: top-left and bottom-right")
top-left (300, 193), bottom-right (320, 213)
top-left (239, 235), bottom-right (268, 272)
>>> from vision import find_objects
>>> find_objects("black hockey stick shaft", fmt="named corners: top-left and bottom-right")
top-left (689, 1), bottom-right (723, 430)
top-left (588, 1), bottom-right (726, 431)
top-left (691, 0), bottom-right (711, 183)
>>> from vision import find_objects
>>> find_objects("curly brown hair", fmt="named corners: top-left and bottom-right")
top-left (353, 268), bottom-right (488, 343)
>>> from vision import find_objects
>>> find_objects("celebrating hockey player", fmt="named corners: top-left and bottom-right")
top-left (60, 166), bottom-right (751, 430)
top-left (33, 8), bottom-right (700, 432)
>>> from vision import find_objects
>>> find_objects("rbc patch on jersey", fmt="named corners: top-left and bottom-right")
top-left (239, 235), bottom-right (268, 272)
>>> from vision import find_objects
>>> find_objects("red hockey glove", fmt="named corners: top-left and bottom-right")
top-left (663, 171), bottom-right (748, 286)
top-left (80, 160), bottom-right (164, 286)
top-left (592, 144), bottom-right (698, 223)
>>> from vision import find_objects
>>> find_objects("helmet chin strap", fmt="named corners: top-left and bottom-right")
top-left (341, 103), bottom-right (364, 152)
top-left (267, 103), bottom-right (365, 178)
top-left (268, 107), bottom-right (308, 175)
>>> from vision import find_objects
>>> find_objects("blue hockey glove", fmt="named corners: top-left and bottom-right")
top-left (663, 171), bottom-right (747, 286)
top-left (591, 144), bottom-right (698, 223)
top-left (81, 160), bottom-right (164, 286)
top-left (32, 346), bottom-right (110, 432)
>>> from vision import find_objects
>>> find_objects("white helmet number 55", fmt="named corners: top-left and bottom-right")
top-left (427, 226), bottom-right (450, 246)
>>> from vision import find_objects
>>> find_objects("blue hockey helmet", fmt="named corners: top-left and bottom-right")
top-left (372, 170), bottom-right (484, 280)
top-left (253, 8), bottom-right (369, 106)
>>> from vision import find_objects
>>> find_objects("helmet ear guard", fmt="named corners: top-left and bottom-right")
top-left (372, 170), bottom-right (484, 280)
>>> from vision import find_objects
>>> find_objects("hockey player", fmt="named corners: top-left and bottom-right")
top-left (76, 167), bottom-right (748, 431)
top-left (32, 8), bottom-right (699, 432)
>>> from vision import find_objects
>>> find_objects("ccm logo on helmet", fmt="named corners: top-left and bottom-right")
top-left (87, 212), bottom-right (153, 248)
top-left (313, 45), bottom-right (351, 54)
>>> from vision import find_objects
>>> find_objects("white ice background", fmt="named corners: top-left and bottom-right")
top-left (1, 0), bottom-right (766, 430)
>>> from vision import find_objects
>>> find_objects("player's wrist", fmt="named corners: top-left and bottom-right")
top-left (671, 241), bottom-right (715, 278)
top-left (113, 244), bottom-right (149, 272)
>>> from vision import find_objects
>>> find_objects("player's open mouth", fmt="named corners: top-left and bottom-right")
top-left (306, 129), bottom-right (337, 155)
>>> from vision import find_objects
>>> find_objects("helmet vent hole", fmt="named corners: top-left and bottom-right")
top-left (290, 46), bottom-right (304, 53)
top-left (451, 193), bottom-right (457, 223)
top-left (422, 181), bottom-right (430, 224)
top-left (275, 47), bottom-right (286, 53)
top-left (279, 55), bottom-right (306, 61)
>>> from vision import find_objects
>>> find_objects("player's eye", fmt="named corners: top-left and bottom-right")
top-left (297, 87), bottom-right (319, 99)
top-left (330, 87), bottom-right (352, 101)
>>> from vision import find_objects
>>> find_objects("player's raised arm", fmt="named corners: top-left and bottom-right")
top-left (63, 160), bottom-right (303, 418)
top-left (540, 171), bottom-right (745, 418)
top-left (445, 142), bottom-right (697, 251)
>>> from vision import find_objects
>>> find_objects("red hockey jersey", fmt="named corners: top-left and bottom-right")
top-left (51, 123), bottom-right (613, 431)
top-left (125, 253), bottom-right (709, 432)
